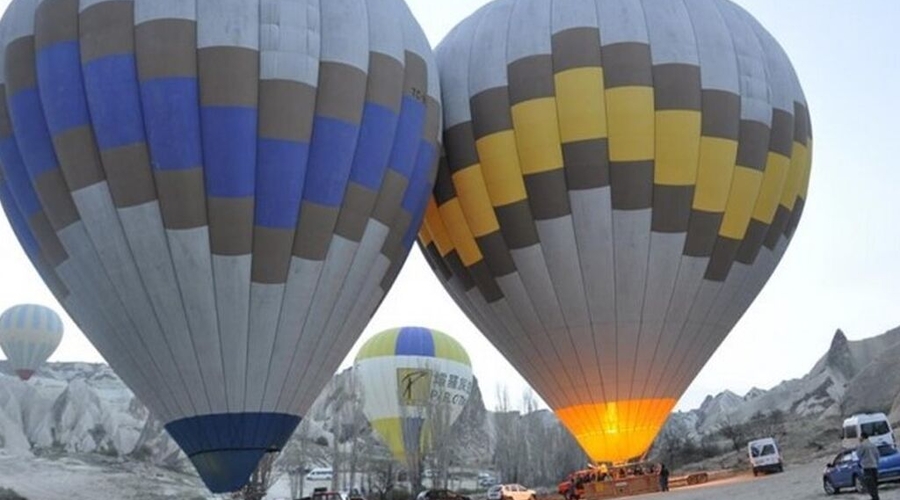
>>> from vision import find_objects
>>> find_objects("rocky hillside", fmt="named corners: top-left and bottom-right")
top-left (660, 325), bottom-right (900, 458)
top-left (0, 363), bottom-right (155, 458)
top-left (3, 324), bottom-right (900, 489)
top-left (0, 360), bottom-right (501, 473)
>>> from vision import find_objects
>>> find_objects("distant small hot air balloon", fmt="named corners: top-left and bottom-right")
top-left (420, 0), bottom-right (811, 464)
top-left (0, 303), bottom-right (63, 380)
top-left (0, 0), bottom-right (440, 492)
top-left (354, 327), bottom-right (473, 473)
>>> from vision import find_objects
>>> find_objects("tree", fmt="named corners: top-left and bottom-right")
top-left (492, 384), bottom-right (519, 484)
top-left (649, 417), bottom-right (725, 470)
top-left (519, 390), bottom-right (553, 485)
top-left (656, 418), bottom-right (692, 466)
top-left (423, 388), bottom-right (457, 490)
top-left (362, 445), bottom-right (397, 500)
top-left (718, 416), bottom-right (749, 453)
top-left (289, 465), bottom-right (306, 500)
top-left (326, 373), bottom-right (362, 492)
top-left (331, 405), bottom-right (343, 492)
top-left (394, 360), bottom-right (470, 494)
top-left (231, 452), bottom-right (278, 500)
top-left (280, 419), bottom-right (315, 500)
top-left (488, 385), bottom-right (594, 487)
top-left (345, 372), bottom-right (366, 492)
top-left (495, 384), bottom-right (511, 412)
top-left (746, 410), bottom-right (785, 439)
top-left (550, 423), bottom-right (590, 481)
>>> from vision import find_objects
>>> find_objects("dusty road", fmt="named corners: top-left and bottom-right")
top-left (632, 461), bottom-right (900, 499)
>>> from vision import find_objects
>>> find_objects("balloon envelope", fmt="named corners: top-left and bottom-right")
top-left (420, 0), bottom-right (810, 463)
top-left (0, 303), bottom-right (63, 380)
top-left (354, 326), bottom-right (473, 466)
top-left (0, 0), bottom-right (440, 491)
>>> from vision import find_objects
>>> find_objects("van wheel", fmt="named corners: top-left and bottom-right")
top-left (752, 468), bottom-right (758, 477)
top-left (776, 464), bottom-right (784, 473)
top-left (854, 475), bottom-right (866, 493)
top-left (823, 478), bottom-right (838, 495)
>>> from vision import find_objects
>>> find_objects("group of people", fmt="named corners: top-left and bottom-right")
top-left (556, 432), bottom-right (882, 500)
top-left (562, 462), bottom-right (670, 499)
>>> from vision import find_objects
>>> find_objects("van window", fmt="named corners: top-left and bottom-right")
top-left (861, 421), bottom-right (890, 437)
top-left (750, 443), bottom-right (776, 457)
top-left (879, 445), bottom-right (898, 456)
top-left (844, 426), bottom-right (858, 439)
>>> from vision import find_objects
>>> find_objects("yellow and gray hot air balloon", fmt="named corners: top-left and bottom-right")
top-left (0, 303), bottom-right (63, 380)
top-left (354, 327), bottom-right (473, 469)
top-left (419, 0), bottom-right (811, 464)
top-left (0, 0), bottom-right (440, 492)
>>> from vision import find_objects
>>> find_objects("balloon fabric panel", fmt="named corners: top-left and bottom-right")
top-left (419, 0), bottom-right (810, 463)
top-left (0, 0), bottom-right (440, 492)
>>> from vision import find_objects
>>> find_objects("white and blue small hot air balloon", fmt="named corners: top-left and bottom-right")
top-left (0, 303), bottom-right (63, 380)
top-left (354, 327), bottom-right (473, 470)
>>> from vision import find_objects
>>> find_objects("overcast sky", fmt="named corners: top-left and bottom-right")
top-left (0, 0), bottom-right (898, 412)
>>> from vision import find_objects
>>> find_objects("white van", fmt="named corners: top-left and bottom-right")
top-left (478, 472), bottom-right (498, 487)
top-left (748, 437), bottom-right (784, 476)
top-left (306, 467), bottom-right (334, 481)
top-left (842, 413), bottom-right (895, 450)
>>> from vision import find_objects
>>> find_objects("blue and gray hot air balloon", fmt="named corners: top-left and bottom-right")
top-left (0, 0), bottom-right (440, 492)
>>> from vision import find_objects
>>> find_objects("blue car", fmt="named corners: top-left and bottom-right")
top-left (822, 445), bottom-right (900, 494)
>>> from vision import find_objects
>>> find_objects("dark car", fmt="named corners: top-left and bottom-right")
top-left (301, 487), bottom-right (345, 500)
top-left (822, 445), bottom-right (900, 494)
top-left (416, 489), bottom-right (471, 500)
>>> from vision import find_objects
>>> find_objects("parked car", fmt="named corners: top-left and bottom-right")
top-left (823, 445), bottom-right (900, 494)
top-left (306, 467), bottom-right (334, 481)
top-left (340, 489), bottom-right (364, 500)
top-left (302, 487), bottom-right (343, 500)
top-left (487, 484), bottom-right (536, 500)
top-left (416, 489), bottom-right (471, 500)
top-left (478, 477), bottom-right (498, 488)
top-left (748, 437), bottom-right (784, 476)
top-left (478, 472), bottom-right (498, 487)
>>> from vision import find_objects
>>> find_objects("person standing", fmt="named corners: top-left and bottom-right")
top-left (566, 476), bottom-right (577, 500)
top-left (856, 432), bottom-right (881, 500)
top-left (658, 463), bottom-right (670, 492)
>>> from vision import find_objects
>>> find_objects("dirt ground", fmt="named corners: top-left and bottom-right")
top-left (631, 460), bottom-right (900, 499)
top-left (0, 452), bottom-right (207, 500)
